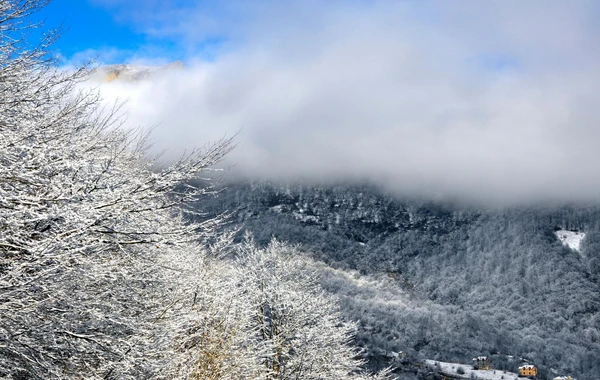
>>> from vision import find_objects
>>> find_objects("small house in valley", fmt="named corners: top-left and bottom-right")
top-left (518, 364), bottom-right (537, 377)
top-left (472, 356), bottom-right (491, 370)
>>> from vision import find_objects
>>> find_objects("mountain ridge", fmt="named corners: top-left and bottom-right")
top-left (95, 61), bottom-right (185, 82)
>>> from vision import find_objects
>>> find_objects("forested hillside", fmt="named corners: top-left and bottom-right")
top-left (196, 181), bottom-right (600, 379)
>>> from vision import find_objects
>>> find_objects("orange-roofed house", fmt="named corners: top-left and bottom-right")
top-left (518, 364), bottom-right (537, 377)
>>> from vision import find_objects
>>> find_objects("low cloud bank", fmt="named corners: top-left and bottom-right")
top-left (92, 1), bottom-right (600, 205)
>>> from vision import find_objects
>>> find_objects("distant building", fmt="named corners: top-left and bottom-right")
top-left (518, 364), bottom-right (537, 377)
top-left (472, 356), bottom-right (491, 370)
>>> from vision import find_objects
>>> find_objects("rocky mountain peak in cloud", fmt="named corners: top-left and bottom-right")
top-left (97, 61), bottom-right (184, 82)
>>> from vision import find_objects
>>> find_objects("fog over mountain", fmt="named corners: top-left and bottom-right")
top-left (91, 0), bottom-right (600, 205)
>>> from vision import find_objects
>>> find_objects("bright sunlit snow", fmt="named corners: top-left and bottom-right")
top-left (554, 229), bottom-right (585, 251)
top-left (425, 360), bottom-right (520, 380)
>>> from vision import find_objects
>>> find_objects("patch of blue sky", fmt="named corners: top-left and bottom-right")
top-left (33, 0), bottom-right (228, 66)
top-left (33, 0), bottom-right (142, 64)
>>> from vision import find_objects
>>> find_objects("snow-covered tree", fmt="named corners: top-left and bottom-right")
top-left (232, 238), bottom-right (390, 380)
top-left (162, 236), bottom-right (265, 380)
top-left (0, 0), bottom-right (233, 377)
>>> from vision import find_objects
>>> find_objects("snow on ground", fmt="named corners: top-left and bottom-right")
top-left (425, 360), bottom-right (520, 380)
top-left (554, 229), bottom-right (585, 251)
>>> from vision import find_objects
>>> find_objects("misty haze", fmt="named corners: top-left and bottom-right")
top-left (92, 1), bottom-right (600, 205)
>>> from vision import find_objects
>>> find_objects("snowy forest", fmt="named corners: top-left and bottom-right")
top-left (1, 1), bottom-right (599, 379)
top-left (194, 181), bottom-right (600, 380)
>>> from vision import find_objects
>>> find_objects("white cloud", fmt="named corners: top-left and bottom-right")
top-left (91, 0), bottom-right (600, 205)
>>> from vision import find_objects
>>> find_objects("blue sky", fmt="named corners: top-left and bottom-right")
top-left (36, 0), bottom-right (227, 64)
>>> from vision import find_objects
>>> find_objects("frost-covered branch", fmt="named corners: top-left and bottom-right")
top-left (0, 1), bottom-right (233, 378)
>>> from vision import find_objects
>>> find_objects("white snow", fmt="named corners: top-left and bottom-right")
top-left (269, 205), bottom-right (284, 213)
top-left (425, 360), bottom-right (520, 380)
top-left (554, 229), bottom-right (585, 251)
top-left (291, 211), bottom-right (320, 223)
